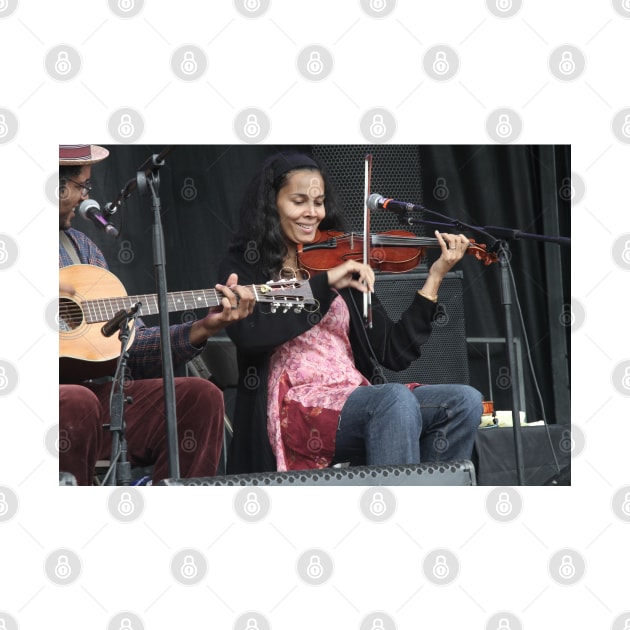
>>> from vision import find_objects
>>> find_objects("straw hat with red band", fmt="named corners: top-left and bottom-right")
top-left (59, 144), bottom-right (109, 165)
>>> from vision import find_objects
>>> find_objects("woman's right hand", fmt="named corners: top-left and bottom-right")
top-left (326, 260), bottom-right (375, 293)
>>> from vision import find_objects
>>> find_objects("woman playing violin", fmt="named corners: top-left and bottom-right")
top-left (218, 151), bottom-right (483, 474)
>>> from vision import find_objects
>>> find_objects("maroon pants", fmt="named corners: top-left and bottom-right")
top-left (59, 377), bottom-right (224, 485)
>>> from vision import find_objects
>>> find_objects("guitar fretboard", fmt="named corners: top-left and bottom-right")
top-left (82, 289), bottom-right (225, 324)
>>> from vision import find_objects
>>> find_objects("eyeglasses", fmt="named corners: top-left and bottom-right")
top-left (64, 178), bottom-right (93, 194)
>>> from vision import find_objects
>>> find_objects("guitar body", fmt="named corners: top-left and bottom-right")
top-left (59, 265), bottom-right (136, 383)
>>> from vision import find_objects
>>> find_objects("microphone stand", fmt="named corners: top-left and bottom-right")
top-left (388, 201), bottom-right (570, 486)
top-left (134, 151), bottom-right (181, 480)
top-left (103, 304), bottom-right (141, 486)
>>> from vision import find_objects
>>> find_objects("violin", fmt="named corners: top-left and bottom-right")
top-left (297, 229), bottom-right (498, 275)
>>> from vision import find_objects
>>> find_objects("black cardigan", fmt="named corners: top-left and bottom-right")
top-left (218, 251), bottom-right (438, 474)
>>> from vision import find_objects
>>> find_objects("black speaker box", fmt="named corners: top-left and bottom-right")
top-left (158, 460), bottom-right (476, 486)
top-left (472, 425), bottom-right (571, 486)
top-left (375, 270), bottom-right (469, 386)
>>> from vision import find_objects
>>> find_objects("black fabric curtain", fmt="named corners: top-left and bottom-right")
top-left (88, 144), bottom-right (570, 425)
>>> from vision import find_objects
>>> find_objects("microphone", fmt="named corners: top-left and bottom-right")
top-left (367, 193), bottom-right (425, 214)
top-left (101, 309), bottom-right (129, 338)
top-left (101, 303), bottom-right (141, 337)
top-left (77, 199), bottom-right (119, 237)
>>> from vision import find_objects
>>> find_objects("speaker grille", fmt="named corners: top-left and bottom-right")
top-left (158, 460), bottom-right (476, 486)
top-left (375, 270), bottom-right (469, 386)
top-left (312, 145), bottom-right (424, 236)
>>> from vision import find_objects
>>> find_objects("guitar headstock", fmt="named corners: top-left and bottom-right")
top-left (255, 278), bottom-right (316, 313)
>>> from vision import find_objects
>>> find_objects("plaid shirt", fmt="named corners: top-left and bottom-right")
top-left (59, 228), bottom-right (204, 379)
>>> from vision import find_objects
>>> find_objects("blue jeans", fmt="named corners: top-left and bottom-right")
top-left (334, 383), bottom-right (482, 466)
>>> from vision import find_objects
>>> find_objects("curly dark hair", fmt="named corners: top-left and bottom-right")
top-left (229, 151), bottom-right (347, 279)
top-left (59, 164), bottom-right (83, 182)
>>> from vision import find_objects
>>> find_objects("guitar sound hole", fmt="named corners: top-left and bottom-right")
top-left (59, 298), bottom-right (84, 331)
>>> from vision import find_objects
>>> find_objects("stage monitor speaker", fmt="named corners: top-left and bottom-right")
top-left (312, 145), bottom-right (424, 236)
top-left (158, 460), bottom-right (476, 486)
top-left (375, 270), bottom-right (469, 386)
top-left (472, 425), bottom-right (571, 486)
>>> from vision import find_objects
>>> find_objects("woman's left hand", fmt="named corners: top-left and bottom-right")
top-left (430, 230), bottom-right (470, 277)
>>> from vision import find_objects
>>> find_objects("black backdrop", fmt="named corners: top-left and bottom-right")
top-left (86, 145), bottom-right (570, 426)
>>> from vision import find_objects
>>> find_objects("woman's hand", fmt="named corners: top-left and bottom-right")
top-left (327, 260), bottom-right (375, 293)
top-left (420, 230), bottom-right (470, 299)
top-left (429, 230), bottom-right (469, 278)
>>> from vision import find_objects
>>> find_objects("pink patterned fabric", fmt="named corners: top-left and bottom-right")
top-left (267, 295), bottom-right (369, 471)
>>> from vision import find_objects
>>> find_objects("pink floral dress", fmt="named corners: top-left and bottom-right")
top-left (267, 295), bottom-right (369, 471)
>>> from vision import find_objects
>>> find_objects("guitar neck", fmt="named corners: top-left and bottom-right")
top-left (82, 288), bottom-right (227, 324)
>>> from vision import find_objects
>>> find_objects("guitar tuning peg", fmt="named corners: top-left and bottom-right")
top-left (270, 304), bottom-right (278, 313)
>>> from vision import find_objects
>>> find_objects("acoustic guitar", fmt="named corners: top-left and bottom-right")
top-left (59, 264), bottom-right (315, 382)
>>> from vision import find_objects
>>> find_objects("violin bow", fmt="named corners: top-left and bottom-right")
top-left (363, 154), bottom-right (373, 329)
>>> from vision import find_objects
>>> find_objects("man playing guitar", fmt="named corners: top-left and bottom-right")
top-left (58, 144), bottom-right (255, 485)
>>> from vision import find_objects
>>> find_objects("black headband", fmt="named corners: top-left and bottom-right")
top-left (272, 153), bottom-right (319, 181)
